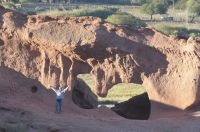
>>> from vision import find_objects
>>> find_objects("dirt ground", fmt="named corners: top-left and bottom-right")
top-left (0, 67), bottom-right (200, 132)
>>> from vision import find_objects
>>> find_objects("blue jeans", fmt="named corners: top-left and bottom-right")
top-left (56, 98), bottom-right (63, 113)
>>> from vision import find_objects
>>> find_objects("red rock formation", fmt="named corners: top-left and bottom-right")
top-left (0, 6), bottom-right (199, 109)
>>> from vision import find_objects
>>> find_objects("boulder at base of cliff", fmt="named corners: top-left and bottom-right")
top-left (72, 79), bottom-right (98, 109)
top-left (111, 92), bottom-right (151, 120)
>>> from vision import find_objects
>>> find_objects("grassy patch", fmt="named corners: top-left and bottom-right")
top-left (106, 13), bottom-right (146, 28)
top-left (78, 74), bottom-right (146, 104)
top-left (153, 23), bottom-right (200, 37)
top-left (38, 7), bottom-right (118, 19)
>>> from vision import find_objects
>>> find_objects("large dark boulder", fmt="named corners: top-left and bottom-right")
top-left (111, 92), bottom-right (151, 120)
top-left (72, 79), bottom-right (98, 109)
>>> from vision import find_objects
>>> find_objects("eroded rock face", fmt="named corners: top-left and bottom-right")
top-left (0, 6), bottom-right (199, 109)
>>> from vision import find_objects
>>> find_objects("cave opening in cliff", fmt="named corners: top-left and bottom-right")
top-left (31, 85), bottom-right (38, 93)
top-left (76, 74), bottom-right (151, 120)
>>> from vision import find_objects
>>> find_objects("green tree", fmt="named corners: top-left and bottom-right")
top-left (141, 3), bottom-right (154, 20)
top-left (187, 0), bottom-right (200, 23)
top-left (140, 0), bottom-right (169, 20)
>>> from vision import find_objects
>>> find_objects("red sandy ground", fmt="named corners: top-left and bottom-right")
top-left (0, 67), bottom-right (200, 132)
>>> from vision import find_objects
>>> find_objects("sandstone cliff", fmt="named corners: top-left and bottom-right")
top-left (0, 6), bottom-right (199, 109)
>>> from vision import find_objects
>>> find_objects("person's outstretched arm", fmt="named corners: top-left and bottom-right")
top-left (51, 87), bottom-right (57, 93)
top-left (62, 86), bottom-right (69, 93)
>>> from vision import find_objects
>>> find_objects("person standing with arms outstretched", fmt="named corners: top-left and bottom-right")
top-left (51, 86), bottom-right (69, 113)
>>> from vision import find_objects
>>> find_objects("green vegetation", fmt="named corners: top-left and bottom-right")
top-left (153, 23), bottom-right (200, 37)
top-left (38, 7), bottom-right (118, 19)
top-left (187, 0), bottom-right (200, 23)
top-left (78, 74), bottom-right (146, 104)
top-left (38, 7), bottom-right (146, 29)
top-left (174, 0), bottom-right (188, 9)
top-left (19, 0), bottom-right (40, 3)
top-left (106, 13), bottom-right (146, 29)
top-left (141, 0), bottom-right (169, 20)
top-left (173, 0), bottom-right (200, 22)
top-left (0, 2), bottom-right (16, 9)
top-left (71, 0), bottom-right (134, 5)
top-left (99, 83), bottom-right (145, 103)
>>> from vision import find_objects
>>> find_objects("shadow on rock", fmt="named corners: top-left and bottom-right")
top-left (111, 92), bottom-right (150, 120)
top-left (72, 78), bottom-right (98, 109)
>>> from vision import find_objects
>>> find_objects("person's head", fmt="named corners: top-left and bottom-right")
top-left (59, 81), bottom-right (65, 89)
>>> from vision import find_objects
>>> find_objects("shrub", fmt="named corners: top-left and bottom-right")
top-left (105, 13), bottom-right (146, 29)
top-left (69, 7), bottom-right (118, 19)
